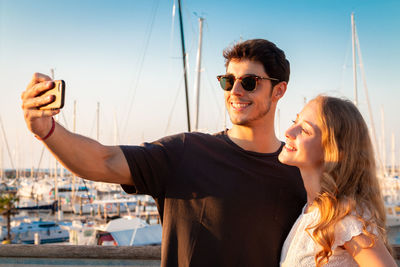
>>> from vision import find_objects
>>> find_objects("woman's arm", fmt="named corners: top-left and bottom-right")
top-left (344, 233), bottom-right (397, 267)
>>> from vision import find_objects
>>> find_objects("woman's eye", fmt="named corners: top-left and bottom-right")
top-left (302, 128), bottom-right (310, 135)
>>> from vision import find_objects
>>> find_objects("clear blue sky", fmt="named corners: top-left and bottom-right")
top-left (0, 0), bottom-right (399, 169)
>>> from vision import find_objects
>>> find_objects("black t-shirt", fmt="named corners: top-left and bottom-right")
top-left (121, 130), bottom-right (306, 267)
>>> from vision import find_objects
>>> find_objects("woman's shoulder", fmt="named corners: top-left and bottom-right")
top-left (332, 207), bottom-right (378, 250)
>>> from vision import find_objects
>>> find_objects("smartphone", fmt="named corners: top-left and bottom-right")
top-left (39, 80), bottom-right (65, 110)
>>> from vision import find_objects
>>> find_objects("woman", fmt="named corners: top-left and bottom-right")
top-left (279, 95), bottom-right (396, 266)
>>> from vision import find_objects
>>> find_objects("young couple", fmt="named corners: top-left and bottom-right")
top-left (21, 39), bottom-right (395, 266)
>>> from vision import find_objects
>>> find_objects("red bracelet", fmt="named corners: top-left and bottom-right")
top-left (35, 117), bottom-right (56, 141)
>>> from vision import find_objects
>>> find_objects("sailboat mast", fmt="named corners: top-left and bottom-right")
top-left (193, 17), bottom-right (204, 131)
top-left (97, 102), bottom-right (100, 141)
top-left (114, 111), bottom-right (119, 145)
top-left (50, 69), bottom-right (61, 218)
top-left (391, 133), bottom-right (395, 176)
top-left (381, 106), bottom-right (386, 176)
top-left (72, 100), bottom-right (77, 206)
top-left (0, 146), bottom-right (3, 181)
top-left (350, 13), bottom-right (385, 176)
top-left (351, 13), bottom-right (358, 106)
top-left (177, 0), bottom-right (191, 132)
top-left (0, 115), bottom-right (15, 170)
top-left (354, 22), bottom-right (384, 176)
top-left (390, 133), bottom-right (396, 177)
top-left (276, 108), bottom-right (280, 139)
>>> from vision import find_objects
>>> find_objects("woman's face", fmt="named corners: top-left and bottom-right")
top-left (278, 101), bottom-right (324, 170)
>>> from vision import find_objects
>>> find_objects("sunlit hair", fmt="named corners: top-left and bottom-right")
top-left (223, 39), bottom-right (290, 87)
top-left (306, 95), bottom-right (391, 266)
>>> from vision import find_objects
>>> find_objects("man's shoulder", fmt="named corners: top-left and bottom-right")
top-left (147, 130), bottom-right (227, 150)
top-left (187, 130), bottom-right (228, 144)
top-left (161, 130), bottom-right (226, 142)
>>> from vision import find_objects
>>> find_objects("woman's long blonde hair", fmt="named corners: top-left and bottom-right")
top-left (307, 95), bottom-right (391, 266)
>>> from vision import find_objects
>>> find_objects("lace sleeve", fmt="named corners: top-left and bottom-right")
top-left (332, 214), bottom-right (378, 250)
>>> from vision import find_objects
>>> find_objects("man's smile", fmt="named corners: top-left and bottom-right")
top-left (230, 101), bottom-right (251, 111)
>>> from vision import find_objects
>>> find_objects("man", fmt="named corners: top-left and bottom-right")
top-left (21, 39), bottom-right (306, 266)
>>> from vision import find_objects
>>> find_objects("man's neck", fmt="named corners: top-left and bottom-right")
top-left (227, 124), bottom-right (281, 153)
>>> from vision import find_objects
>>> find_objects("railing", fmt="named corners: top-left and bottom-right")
top-left (395, 245), bottom-right (400, 260)
top-left (0, 244), bottom-right (161, 267)
top-left (1, 244), bottom-right (399, 266)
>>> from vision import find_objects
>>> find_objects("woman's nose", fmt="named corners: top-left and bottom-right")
top-left (285, 125), bottom-right (297, 140)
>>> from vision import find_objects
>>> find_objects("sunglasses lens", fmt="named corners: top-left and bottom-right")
top-left (241, 76), bottom-right (257, 91)
top-left (219, 76), bottom-right (234, 91)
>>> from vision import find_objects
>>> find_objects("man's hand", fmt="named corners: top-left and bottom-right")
top-left (21, 73), bottom-right (60, 139)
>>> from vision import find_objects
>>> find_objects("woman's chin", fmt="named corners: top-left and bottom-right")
top-left (278, 152), bottom-right (293, 166)
top-left (279, 153), bottom-right (301, 169)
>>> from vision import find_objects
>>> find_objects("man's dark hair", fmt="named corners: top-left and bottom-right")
top-left (223, 39), bottom-right (290, 86)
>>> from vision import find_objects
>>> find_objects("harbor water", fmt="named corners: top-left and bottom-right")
top-left (389, 226), bottom-right (400, 246)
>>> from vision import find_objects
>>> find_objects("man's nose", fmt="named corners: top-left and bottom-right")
top-left (230, 79), bottom-right (245, 96)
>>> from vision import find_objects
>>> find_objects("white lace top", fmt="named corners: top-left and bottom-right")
top-left (280, 205), bottom-right (377, 267)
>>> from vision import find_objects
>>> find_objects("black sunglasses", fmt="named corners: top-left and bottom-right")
top-left (216, 74), bottom-right (279, 92)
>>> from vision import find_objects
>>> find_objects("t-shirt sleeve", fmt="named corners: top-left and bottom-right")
top-left (119, 133), bottom-right (185, 198)
top-left (332, 214), bottom-right (378, 250)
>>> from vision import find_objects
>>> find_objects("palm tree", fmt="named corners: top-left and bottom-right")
top-left (0, 186), bottom-right (18, 243)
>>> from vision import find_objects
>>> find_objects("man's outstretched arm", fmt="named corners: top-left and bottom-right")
top-left (21, 72), bottom-right (133, 185)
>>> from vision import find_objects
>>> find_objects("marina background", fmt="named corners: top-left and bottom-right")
top-left (1, 0), bottom-right (400, 262)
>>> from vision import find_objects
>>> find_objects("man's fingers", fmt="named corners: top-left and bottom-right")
top-left (25, 109), bottom-right (60, 119)
top-left (26, 73), bottom-right (52, 91)
top-left (23, 80), bottom-right (55, 99)
top-left (22, 94), bottom-right (55, 110)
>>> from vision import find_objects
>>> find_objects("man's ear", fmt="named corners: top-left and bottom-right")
top-left (271, 82), bottom-right (287, 102)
